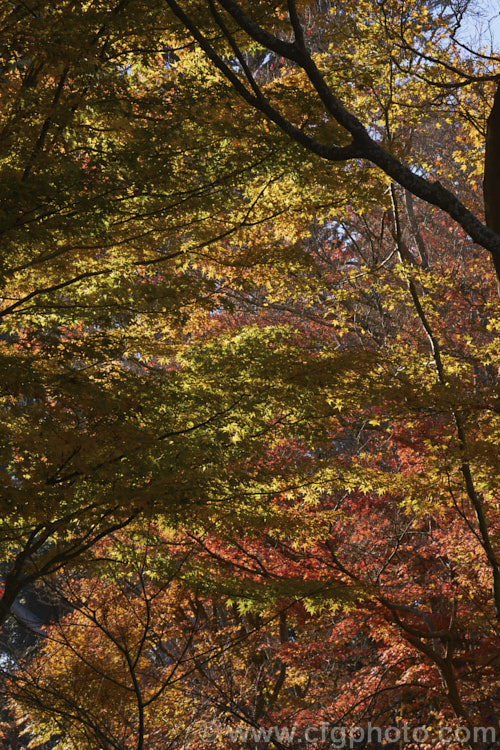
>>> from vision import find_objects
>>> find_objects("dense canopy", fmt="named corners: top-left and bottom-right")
top-left (0, 1), bottom-right (499, 749)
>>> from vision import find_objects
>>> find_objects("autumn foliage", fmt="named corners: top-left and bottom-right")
top-left (0, 1), bottom-right (499, 749)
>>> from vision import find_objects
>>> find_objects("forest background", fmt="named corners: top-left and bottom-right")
top-left (0, 1), bottom-right (499, 748)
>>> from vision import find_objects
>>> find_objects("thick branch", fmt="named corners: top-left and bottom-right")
top-left (167, 1), bottom-right (500, 285)
top-left (164, 0), bottom-right (359, 161)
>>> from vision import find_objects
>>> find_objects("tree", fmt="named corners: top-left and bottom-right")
top-left (484, 81), bottom-right (500, 237)
top-left (1, 2), bottom-right (499, 749)
top-left (161, 0), bottom-right (500, 277)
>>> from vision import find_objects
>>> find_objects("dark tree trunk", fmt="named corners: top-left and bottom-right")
top-left (483, 82), bottom-right (500, 292)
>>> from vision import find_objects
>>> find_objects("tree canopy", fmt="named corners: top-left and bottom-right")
top-left (0, 1), bottom-right (499, 749)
